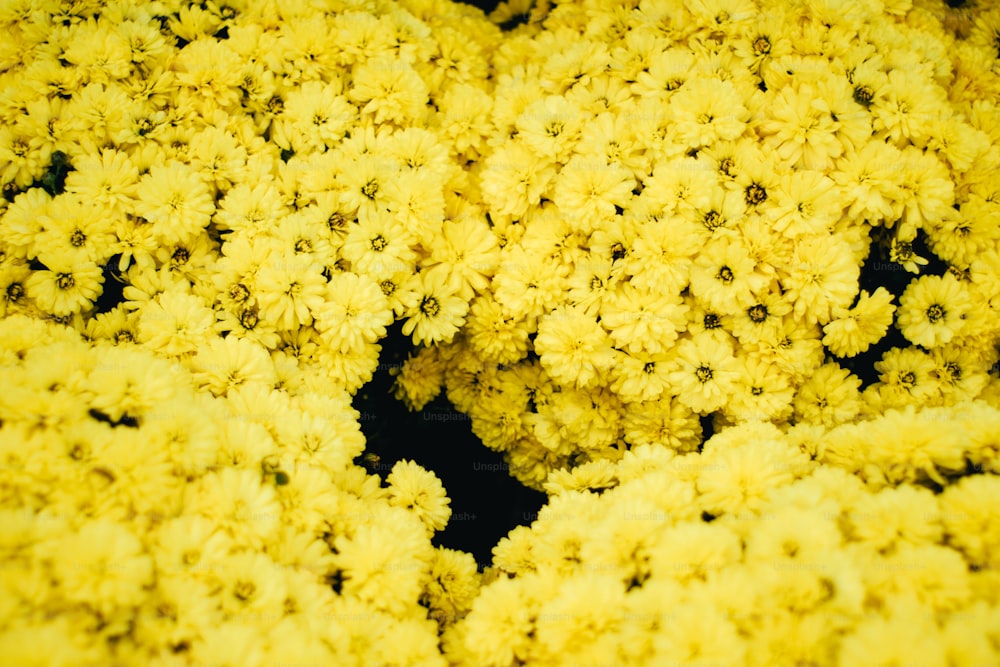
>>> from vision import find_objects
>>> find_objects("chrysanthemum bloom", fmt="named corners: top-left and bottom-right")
top-left (188, 336), bottom-right (277, 398)
top-left (552, 157), bottom-right (635, 230)
top-left (424, 547), bottom-right (481, 626)
top-left (689, 236), bottom-right (767, 315)
top-left (873, 346), bottom-right (939, 410)
top-left (667, 333), bottom-right (739, 414)
top-left (313, 271), bottom-right (393, 354)
top-left (480, 139), bottom-right (558, 219)
top-left (534, 305), bottom-right (615, 390)
top-left (136, 289), bottom-right (216, 357)
top-left (349, 56), bottom-right (429, 126)
top-left (254, 253), bottom-right (326, 331)
top-left (669, 77), bottom-right (749, 148)
top-left (63, 149), bottom-right (138, 216)
top-left (781, 235), bottom-right (860, 325)
top-left (767, 169), bottom-right (842, 239)
top-left (387, 459), bottom-right (452, 535)
top-left (400, 269), bottom-right (469, 345)
top-left (940, 474), bottom-right (1000, 570)
top-left (332, 506), bottom-right (434, 616)
top-left (621, 397), bottom-right (702, 452)
top-left (341, 208), bottom-right (417, 281)
top-left (755, 79), bottom-right (844, 170)
top-left (134, 162), bottom-right (215, 246)
top-left (725, 354), bottom-right (795, 423)
top-left (492, 247), bottom-right (566, 321)
top-left (847, 484), bottom-right (943, 554)
top-left (697, 429), bottom-right (809, 516)
top-left (24, 255), bottom-right (103, 317)
top-left (214, 181), bottom-right (288, 237)
top-left (50, 518), bottom-right (154, 618)
top-left (625, 212), bottom-right (700, 294)
top-left (793, 362), bottom-right (862, 427)
top-left (272, 80), bottom-right (357, 154)
top-left (425, 216), bottom-right (499, 301)
top-left (822, 287), bottom-right (896, 358)
top-left (896, 273), bottom-right (972, 348)
top-left (464, 293), bottom-right (531, 365)
top-left (516, 94), bottom-right (584, 163)
top-left (638, 157), bottom-right (718, 219)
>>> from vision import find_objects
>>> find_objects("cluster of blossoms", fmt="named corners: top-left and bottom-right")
top-left (3, 0), bottom-right (1000, 664)
top-left (0, 315), bottom-right (474, 665)
top-left (393, 0), bottom-right (1000, 489)
top-left (448, 420), bottom-right (1000, 667)
top-left (0, 0), bottom-right (496, 663)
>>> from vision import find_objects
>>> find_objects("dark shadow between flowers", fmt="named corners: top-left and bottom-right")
top-left (353, 321), bottom-right (546, 570)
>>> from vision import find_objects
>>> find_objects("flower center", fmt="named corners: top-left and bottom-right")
top-left (703, 313), bottom-right (721, 329)
top-left (717, 266), bottom-right (734, 284)
top-left (56, 273), bottom-right (75, 290)
top-left (695, 365), bottom-right (714, 383)
top-left (70, 229), bottom-right (86, 247)
top-left (370, 234), bottom-right (388, 252)
top-left (362, 179), bottom-right (379, 200)
top-left (703, 210), bottom-right (723, 229)
top-left (926, 303), bottom-right (945, 323)
top-left (853, 85), bottom-right (874, 107)
top-left (745, 183), bottom-right (767, 205)
top-left (748, 304), bottom-right (768, 323)
top-left (420, 296), bottom-right (440, 317)
top-left (753, 36), bottom-right (771, 55)
top-left (6, 282), bottom-right (24, 302)
top-left (229, 283), bottom-right (250, 302)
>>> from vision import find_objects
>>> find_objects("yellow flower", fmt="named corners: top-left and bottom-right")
top-left (600, 282), bottom-right (689, 355)
top-left (272, 79), bottom-right (357, 153)
top-left (254, 252), bottom-right (326, 331)
top-left (400, 268), bottom-right (469, 346)
top-left (669, 77), bottom-right (749, 148)
top-left (24, 255), bottom-right (103, 317)
top-left (342, 208), bottom-right (418, 281)
top-left (464, 293), bottom-right (531, 365)
top-left (668, 333), bottom-right (739, 414)
top-left (189, 336), bottom-right (277, 398)
top-left (873, 346), bottom-right (939, 410)
top-left (134, 162), bottom-right (216, 246)
top-left (782, 235), bottom-right (860, 326)
top-left (793, 362), bottom-right (862, 427)
top-left (136, 288), bottom-right (216, 357)
top-left (50, 518), bottom-right (154, 617)
top-left (479, 139), bottom-right (559, 220)
top-left (689, 235), bottom-right (767, 316)
top-left (63, 148), bottom-right (138, 216)
top-left (184, 466), bottom-right (282, 549)
top-left (392, 344), bottom-right (447, 412)
top-left (897, 273), bottom-right (972, 349)
top-left (756, 79), bottom-right (844, 170)
top-left (215, 181), bottom-right (288, 237)
top-left (349, 56), bottom-right (429, 126)
top-left (822, 287), bottom-right (896, 358)
top-left (0, 123), bottom-right (50, 188)
top-left (387, 459), bottom-right (452, 535)
top-left (848, 484), bottom-right (943, 554)
top-left (332, 505), bottom-right (433, 616)
top-left (534, 304), bottom-right (615, 390)
top-left (516, 94), bottom-right (584, 163)
top-left (0, 257), bottom-right (34, 318)
top-left (314, 271), bottom-right (393, 354)
top-left (552, 157), bottom-right (635, 231)
top-left (940, 474), bottom-right (1000, 570)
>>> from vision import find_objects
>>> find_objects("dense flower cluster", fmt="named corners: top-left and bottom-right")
top-left (393, 0), bottom-right (1000, 490)
top-left (2, 0), bottom-right (1000, 665)
top-left (448, 420), bottom-right (1000, 667)
top-left (0, 316), bottom-right (476, 665)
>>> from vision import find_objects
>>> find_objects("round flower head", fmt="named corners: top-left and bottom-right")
top-left (534, 304), bottom-right (615, 390)
top-left (313, 271), bottom-right (393, 354)
top-left (392, 345), bottom-right (446, 412)
top-left (24, 255), bottom-right (103, 317)
top-left (400, 268), bottom-right (469, 346)
top-left (387, 459), bottom-right (452, 535)
top-left (896, 273), bottom-right (972, 348)
top-left (822, 287), bottom-right (896, 358)
top-left (667, 333), bottom-right (739, 414)
top-left (133, 161), bottom-right (215, 246)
